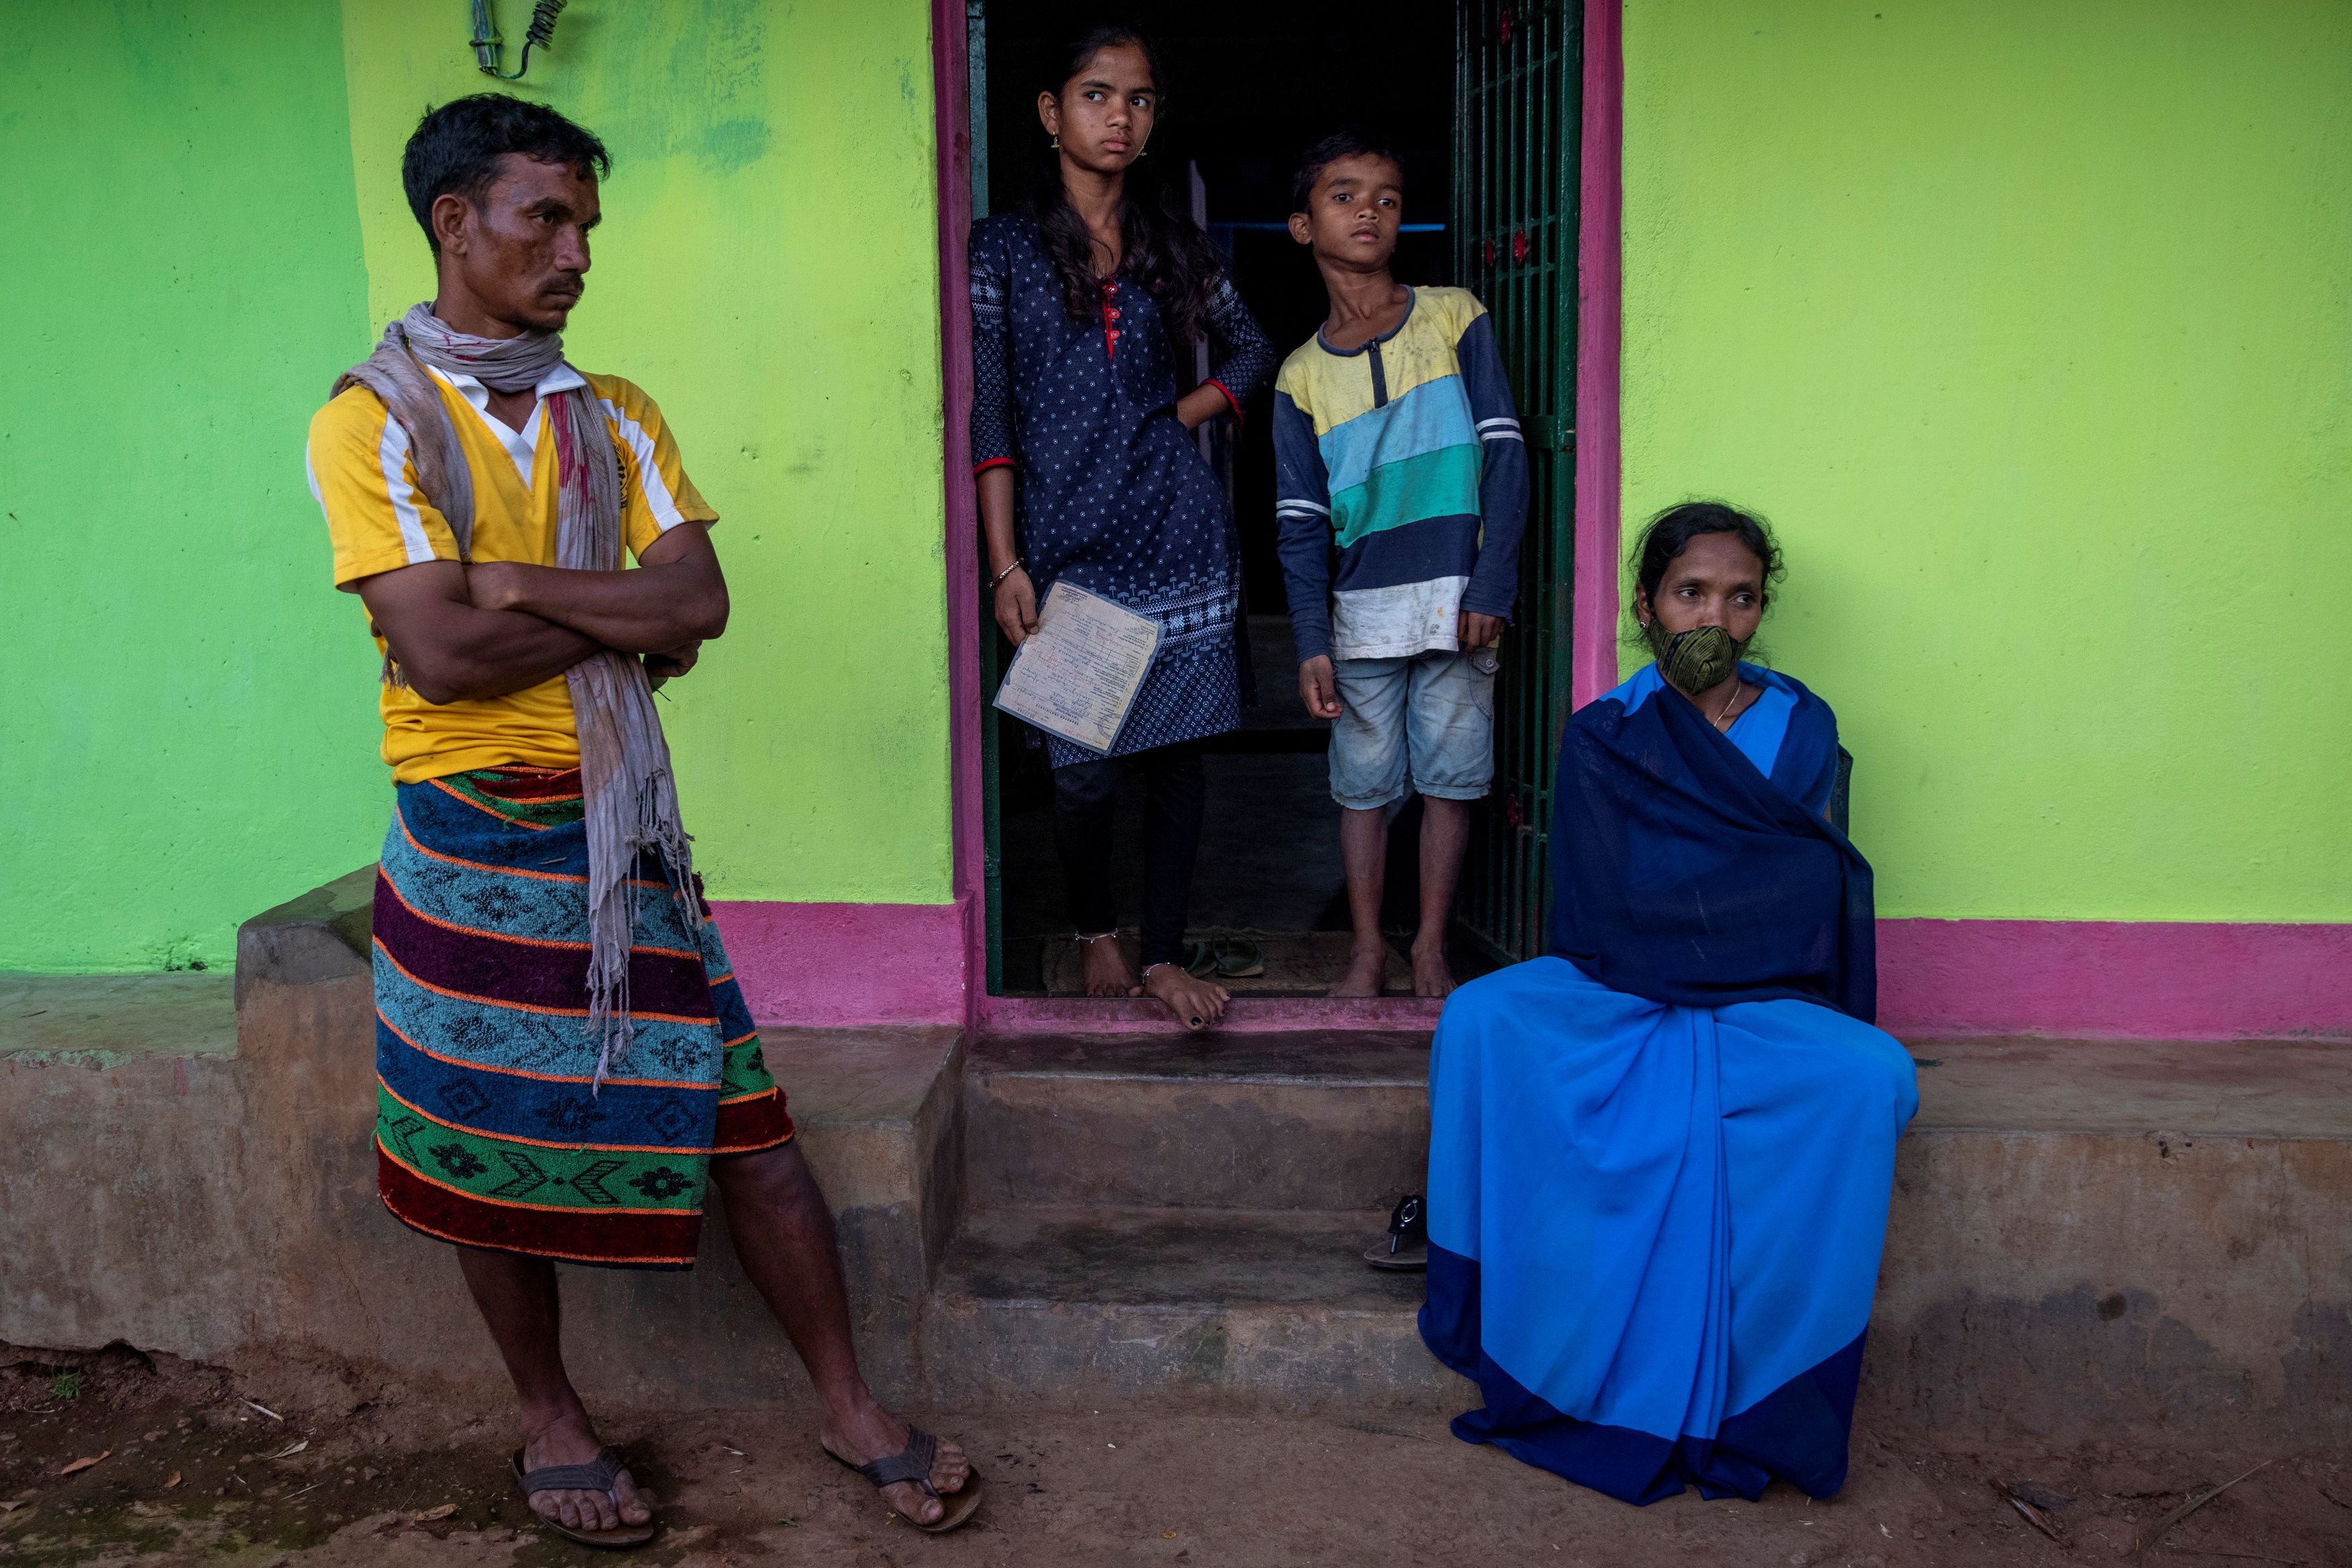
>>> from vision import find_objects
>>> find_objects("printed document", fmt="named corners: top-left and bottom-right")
top-left (993, 582), bottom-right (1159, 754)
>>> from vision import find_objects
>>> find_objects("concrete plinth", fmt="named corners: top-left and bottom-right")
top-left (1871, 1036), bottom-right (2352, 1448)
top-left (0, 870), bottom-right (962, 1414)
top-left (3, 871), bottom-right (2347, 1448)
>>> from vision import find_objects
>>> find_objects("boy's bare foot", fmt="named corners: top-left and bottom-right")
top-left (1079, 933), bottom-right (1142, 997)
top-left (1329, 947), bottom-right (1387, 998)
top-left (1411, 939), bottom-right (1456, 999)
top-left (821, 1399), bottom-right (972, 1527)
top-left (520, 1411), bottom-right (652, 1536)
top-left (1142, 962), bottom-right (1229, 1029)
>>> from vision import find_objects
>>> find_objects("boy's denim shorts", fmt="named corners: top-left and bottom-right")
top-left (1327, 649), bottom-right (1497, 810)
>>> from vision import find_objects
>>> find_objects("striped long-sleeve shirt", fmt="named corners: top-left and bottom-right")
top-left (1271, 287), bottom-right (1527, 663)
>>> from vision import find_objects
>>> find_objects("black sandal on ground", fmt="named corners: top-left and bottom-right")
top-left (1365, 1192), bottom-right (1428, 1271)
top-left (823, 1426), bottom-right (982, 1534)
top-left (510, 1446), bottom-right (657, 1550)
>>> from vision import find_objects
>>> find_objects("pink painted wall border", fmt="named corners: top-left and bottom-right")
top-left (1572, 0), bottom-right (1626, 708)
top-left (713, 899), bottom-right (2351, 1041)
top-left (933, 0), bottom-right (986, 1032)
top-left (713, 901), bottom-right (965, 1027)
top-left (1880, 920), bottom-right (2352, 1041)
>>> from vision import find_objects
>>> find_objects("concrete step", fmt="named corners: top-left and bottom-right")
top-left (920, 1206), bottom-right (1467, 1411)
top-left (962, 1032), bottom-right (1431, 1212)
top-left (949, 1029), bottom-right (2352, 1441)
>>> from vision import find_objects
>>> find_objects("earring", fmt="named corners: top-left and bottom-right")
top-left (1050, 134), bottom-right (1060, 149)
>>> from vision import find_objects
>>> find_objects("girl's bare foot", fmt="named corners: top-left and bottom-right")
top-left (1142, 962), bottom-right (1228, 1029)
top-left (1411, 939), bottom-right (1457, 999)
top-left (1329, 947), bottom-right (1387, 998)
top-left (1079, 932), bottom-right (1142, 997)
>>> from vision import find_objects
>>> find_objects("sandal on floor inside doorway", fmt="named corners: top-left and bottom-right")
top-left (1213, 937), bottom-right (1265, 978)
top-left (510, 1446), bottom-right (657, 1550)
top-left (823, 1427), bottom-right (983, 1534)
top-left (1185, 939), bottom-right (1265, 979)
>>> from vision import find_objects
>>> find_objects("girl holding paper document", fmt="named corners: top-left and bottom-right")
top-left (970, 24), bottom-right (1276, 1028)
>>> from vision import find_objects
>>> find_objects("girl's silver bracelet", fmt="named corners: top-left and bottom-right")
top-left (990, 558), bottom-right (1025, 589)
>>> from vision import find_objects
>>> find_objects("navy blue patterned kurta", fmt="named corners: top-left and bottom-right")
top-left (970, 211), bottom-right (1276, 767)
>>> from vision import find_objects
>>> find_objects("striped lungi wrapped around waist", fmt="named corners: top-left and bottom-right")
top-left (370, 765), bottom-right (792, 1270)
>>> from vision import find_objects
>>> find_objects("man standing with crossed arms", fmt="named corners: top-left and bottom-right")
top-left (306, 95), bottom-right (978, 1545)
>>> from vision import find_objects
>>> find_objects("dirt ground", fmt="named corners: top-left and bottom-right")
top-left (2, 1346), bottom-right (2346, 1567)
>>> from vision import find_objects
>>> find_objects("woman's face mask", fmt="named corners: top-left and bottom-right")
top-left (1648, 622), bottom-right (1747, 696)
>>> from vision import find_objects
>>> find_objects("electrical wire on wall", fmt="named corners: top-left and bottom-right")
top-left (470, 0), bottom-right (569, 81)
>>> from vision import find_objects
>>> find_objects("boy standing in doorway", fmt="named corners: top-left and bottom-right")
top-left (1275, 132), bottom-right (1527, 998)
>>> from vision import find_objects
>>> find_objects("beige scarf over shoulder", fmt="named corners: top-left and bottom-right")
top-left (337, 304), bottom-right (697, 1090)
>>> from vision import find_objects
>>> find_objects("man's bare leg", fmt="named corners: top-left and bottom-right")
top-left (710, 1142), bottom-right (971, 1524)
top-left (455, 1250), bottom-right (652, 1536)
top-left (1330, 803), bottom-right (1391, 997)
top-left (1412, 796), bottom-right (1470, 998)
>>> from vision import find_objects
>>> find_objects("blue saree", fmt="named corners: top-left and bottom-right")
top-left (1421, 664), bottom-right (1917, 1505)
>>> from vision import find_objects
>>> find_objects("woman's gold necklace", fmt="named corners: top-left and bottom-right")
top-left (1712, 681), bottom-right (1748, 730)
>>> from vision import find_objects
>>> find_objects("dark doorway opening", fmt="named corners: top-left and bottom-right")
top-left (975, 1), bottom-right (1572, 998)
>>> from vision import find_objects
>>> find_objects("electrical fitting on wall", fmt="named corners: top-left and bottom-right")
top-left (470, 0), bottom-right (569, 81)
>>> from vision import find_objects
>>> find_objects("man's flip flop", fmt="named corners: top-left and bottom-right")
top-left (824, 1427), bottom-right (982, 1534)
top-left (510, 1446), bottom-right (657, 1550)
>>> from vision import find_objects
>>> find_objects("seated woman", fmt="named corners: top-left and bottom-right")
top-left (1419, 501), bottom-right (1918, 1506)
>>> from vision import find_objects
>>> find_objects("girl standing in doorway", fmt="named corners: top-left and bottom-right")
top-left (970, 25), bottom-right (1275, 1029)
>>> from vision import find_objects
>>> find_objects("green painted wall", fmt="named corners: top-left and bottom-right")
top-left (19, 0), bottom-right (2341, 967)
top-left (1621, 0), bottom-right (2352, 922)
top-left (1, 1), bottom-right (953, 971)
top-left (0, 3), bottom-right (382, 971)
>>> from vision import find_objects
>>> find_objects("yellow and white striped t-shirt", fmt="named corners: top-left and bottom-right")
top-left (305, 363), bottom-right (716, 783)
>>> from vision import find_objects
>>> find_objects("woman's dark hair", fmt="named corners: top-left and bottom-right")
top-left (1291, 128), bottom-right (1404, 214)
top-left (403, 94), bottom-right (611, 254)
top-left (1628, 500), bottom-right (1784, 629)
top-left (1030, 26), bottom-right (1224, 348)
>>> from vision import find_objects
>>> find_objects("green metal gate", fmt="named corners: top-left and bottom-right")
top-left (1453, 0), bottom-right (1583, 965)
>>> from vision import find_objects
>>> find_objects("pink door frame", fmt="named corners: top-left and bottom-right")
top-left (922, 0), bottom-right (1624, 1034)
top-left (1572, 0), bottom-right (1625, 709)
top-left (933, 0), bottom-right (986, 1031)
top-left (890, 0), bottom-right (2351, 1043)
